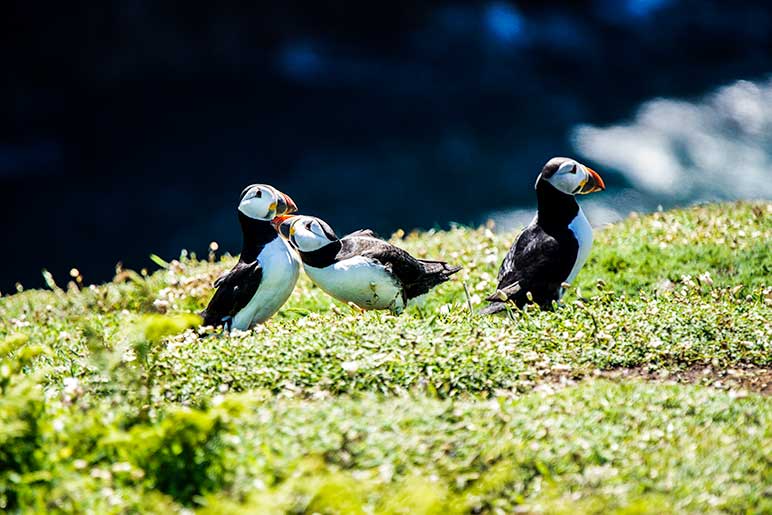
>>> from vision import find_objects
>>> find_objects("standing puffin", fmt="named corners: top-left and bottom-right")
top-left (201, 184), bottom-right (301, 330)
top-left (481, 157), bottom-right (605, 314)
top-left (274, 215), bottom-right (461, 312)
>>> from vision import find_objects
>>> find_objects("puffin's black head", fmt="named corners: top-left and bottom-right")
top-left (238, 184), bottom-right (298, 221)
top-left (272, 215), bottom-right (339, 252)
top-left (536, 157), bottom-right (605, 196)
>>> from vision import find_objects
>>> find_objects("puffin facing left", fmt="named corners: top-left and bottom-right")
top-left (201, 184), bottom-right (301, 331)
top-left (274, 215), bottom-right (461, 313)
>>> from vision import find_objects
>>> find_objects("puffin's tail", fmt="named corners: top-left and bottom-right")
top-left (199, 309), bottom-right (214, 327)
top-left (478, 282), bottom-right (522, 315)
top-left (199, 308), bottom-right (223, 329)
top-left (404, 260), bottom-right (462, 300)
top-left (478, 302), bottom-right (508, 315)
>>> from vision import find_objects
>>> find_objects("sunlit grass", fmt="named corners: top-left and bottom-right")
top-left (0, 201), bottom-right (769, 513)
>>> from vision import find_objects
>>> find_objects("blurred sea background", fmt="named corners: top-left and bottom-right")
top-left (2, 0), bottom-right (771, 291)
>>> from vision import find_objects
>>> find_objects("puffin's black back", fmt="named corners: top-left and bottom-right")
top-left (339, 236), bottom-right (461, 301)
top-left (298, 233), bottom-right (461, 301)
top-left (201, 261), bottom-right (263, 326)
top-left (200, 212), bottom-right (277, 327)
top-left (482, 178), bottom-right (580, 313)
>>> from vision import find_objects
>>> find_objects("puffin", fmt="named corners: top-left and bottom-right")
top-left (481, 157), bottom-right (605, 314)
top-left (273, 215), bottom-right (461, 312)
top-left (201, 184), bottom-right (301, 330)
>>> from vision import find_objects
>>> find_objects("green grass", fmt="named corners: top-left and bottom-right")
top-left (0, 201), bottom-right (770, 513)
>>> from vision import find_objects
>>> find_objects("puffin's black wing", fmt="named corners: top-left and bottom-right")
top-left (201, 261), bottom-right (262, 326)
top-left (339, 236), bottom-right (461, 300)
top-left (481, 225), bottom-right (576, 313)
top-left (345, 228), bottom-right (381, 239)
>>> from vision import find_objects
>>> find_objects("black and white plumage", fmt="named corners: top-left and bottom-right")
top-left (275, 215), bottom-right (461, 312)
top-left (201, 184), bottom-right (300, 330)
top-left (481, 157), bottom-right (605, 314)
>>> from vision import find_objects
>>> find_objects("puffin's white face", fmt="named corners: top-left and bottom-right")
top-left (538, 158), bottom-right (605, 196)
top-left (238, 184), bottom-right (297, 221)
top-left (276, 215), bottom-right (338, 252)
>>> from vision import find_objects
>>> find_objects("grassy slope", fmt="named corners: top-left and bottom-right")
top-left (0, 202), bottom-right (770, 513)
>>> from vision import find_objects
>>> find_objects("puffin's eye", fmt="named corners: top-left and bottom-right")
top-left (255, 189), bottom-right (262, 198)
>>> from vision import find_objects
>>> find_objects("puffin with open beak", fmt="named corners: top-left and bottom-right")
top-left (274, 215), bottom-right (461, 313)
top-left (481, 157), bottom-right (605, 314)
top-left (201, 184), bottom-right (301, 330)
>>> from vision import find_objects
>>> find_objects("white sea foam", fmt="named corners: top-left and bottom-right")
top-left (574, 77), bottom-right (772, 202)
top-left (491, 77), bottom-right (772, 232)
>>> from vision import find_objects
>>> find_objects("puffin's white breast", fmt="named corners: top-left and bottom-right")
top-left (304, 256), bottom-right (403, 311)
top-left (565, 207), bottom-right (593, 288)
top-left (232, 238), bottom-right (300, 329)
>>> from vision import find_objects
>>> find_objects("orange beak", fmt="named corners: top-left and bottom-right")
top-left (278, 192), bottom-right (298, 215)
top-left (579, 166), bottom-right (606, 194)
top-left (271, 214), bottom-right (296, 237)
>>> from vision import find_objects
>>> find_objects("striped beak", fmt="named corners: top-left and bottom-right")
top-left (578, 166), bottom-right (606, 194)
top-left (271, 214), bottom-right (296, 239)
top-left (275, 191), bottom-right (298, 215)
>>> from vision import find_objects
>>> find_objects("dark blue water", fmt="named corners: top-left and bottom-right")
top-left (2, 0), bottom-right (771, 291)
